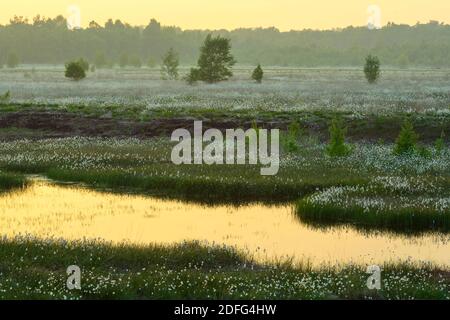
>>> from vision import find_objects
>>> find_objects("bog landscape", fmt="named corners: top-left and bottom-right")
top-left (0, 13), bottom-right (449, 300)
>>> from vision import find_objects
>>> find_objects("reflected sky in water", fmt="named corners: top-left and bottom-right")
top-left (0, 180), bottom-right (448, 268)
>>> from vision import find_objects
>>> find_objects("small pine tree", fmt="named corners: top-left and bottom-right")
top-left (326, 118), bottom-right (351, 157)
top-left (282, 121), bottom-right (302, 153)
top-left (65, 61), bottom-right (86, 81)
top-left (252, 64), bottom-right (264, 83)
top-left (393, 120), bottom-right (418, 155)
top-left (364, 54), bottom-right (380, 84)
top-left (161, 48), bottom-right (179, 80)
top-left (288, 121), bottom-right (302, 139)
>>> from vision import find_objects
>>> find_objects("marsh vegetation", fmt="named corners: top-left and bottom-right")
top-left (0, 67), bottom-right (448, 299)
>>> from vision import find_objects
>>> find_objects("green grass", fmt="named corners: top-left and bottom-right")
top-left (0, 172), bottom-right (28, 191)
top-left (0, 127), bottom-right (48, 136)
top-left (297, 199), bottom-right (450, 234)
top-left (296, 175), bottom-right (450, 233)
top-left (44, 167), bottom-right (363, 204)
top-left (0, 238), bottom-right (448, 300)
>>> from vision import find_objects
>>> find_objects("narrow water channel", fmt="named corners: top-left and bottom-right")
top-left (0, 179), bottom-right (448, 268)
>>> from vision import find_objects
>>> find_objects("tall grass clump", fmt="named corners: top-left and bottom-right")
top-left (297, 199), bottom-right (450, 234)
top-left (0, 172), bottom-right (27, 191)
top-left (434, 131), bottom-right (446, 155)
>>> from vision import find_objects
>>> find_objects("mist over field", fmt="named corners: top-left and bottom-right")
top-left (0, 16), bottom-right (449, 67)
top-left (0, 2), bottom-right (449, 303)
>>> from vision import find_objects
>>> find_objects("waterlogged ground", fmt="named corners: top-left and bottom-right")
top-left (0, 137), bottom-right (448, 213)
top-left (1, 178), bottom-right (449, 268)
top-left (0, 67), bottom-right (449, 299)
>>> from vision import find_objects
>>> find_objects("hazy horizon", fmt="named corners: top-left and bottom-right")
top-left (1, 0), bottom-right (450, 31)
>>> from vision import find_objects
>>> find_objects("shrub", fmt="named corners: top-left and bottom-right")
top-left (161, 48), bottom-right (179, 80)
top-left (0, 90), bottom-right (10, 102)
top-left (393, 120), bottom-right (418, 155)
top-left (185, 68), bottom-right (201, 85)
top-left (417, 145), bottom-right (432, 158)
top-left (364, 54), bottom-right (380, 84)
top-left (326, 118), bottom-right (351, 157)
top-left (65, 61), bottom-right (86, 81)
top-left (252, 64), bottom-right (264, 83)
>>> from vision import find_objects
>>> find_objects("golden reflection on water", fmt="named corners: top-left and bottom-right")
top-left (0, 180), bottom-right (449, 268)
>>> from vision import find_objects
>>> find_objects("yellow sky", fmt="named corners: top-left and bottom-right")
top-left (1, 0), bottom-right (449, 30)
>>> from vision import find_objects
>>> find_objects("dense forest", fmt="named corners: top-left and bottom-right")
top-left (1, 15), bottom-right (449, 67)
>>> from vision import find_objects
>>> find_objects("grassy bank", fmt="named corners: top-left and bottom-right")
top-left (297, 200), bottom-right (450, 233)
top-left (0, 238), bottom-right (448, 300)
top-left (43, 167), bottom-right (362, 204)
top-left (296, 176), bottom-right (450, 232)
top-left (0, 172), bottom-right (27, 192)
top-left (296, 175), bottom-right (450, 233)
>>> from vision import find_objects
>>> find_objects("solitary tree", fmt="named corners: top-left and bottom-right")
top-left (187, 34), bottom-right (236, 84)
top-left (252, 64), bottom-right (264, 83)
top-left (65, 61), bottom-right (86, 81)
top-left (6, 53), bottom-right (19, 68)
top-left (364, 55), bottom-right (380, 84)
top-left (161, 48), bottom-right (179, 80)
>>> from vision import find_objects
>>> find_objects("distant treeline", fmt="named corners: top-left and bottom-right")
top-left (1, 15), bottom-right (449, 67)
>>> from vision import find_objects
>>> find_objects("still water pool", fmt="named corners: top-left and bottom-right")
top-left (0, 179), bottom-right (448, 268)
